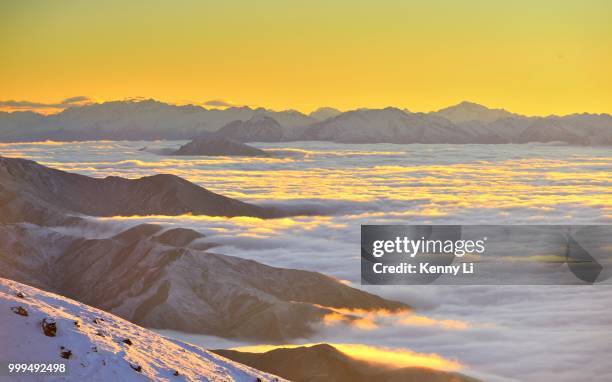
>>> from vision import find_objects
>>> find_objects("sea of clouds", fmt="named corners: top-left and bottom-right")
top-left (1, 140), bottom-right (611, 381)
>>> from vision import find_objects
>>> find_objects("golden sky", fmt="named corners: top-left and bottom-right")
top-left (1, 0), bottom-right (610, 115)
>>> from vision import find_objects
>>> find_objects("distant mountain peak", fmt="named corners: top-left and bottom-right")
top-left (309, 107), bottom-right (342, 121)
top-left (247, 114), bottom-right (279, 123)
top-left (216, 114), bottom-right (285, 142)
top-left (434, 101), bottom-right (520, 123)
top-left (312, 107), bottom-right (340, 112)
top-left (456, 100), bottom-right (489, 109)
top-left (443, 100), bottom-right (496, 111)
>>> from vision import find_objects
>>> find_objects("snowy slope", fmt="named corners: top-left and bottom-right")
top-left (0, 278), bottom-right (284, 382)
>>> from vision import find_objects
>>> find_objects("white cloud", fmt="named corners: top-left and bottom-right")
top-left (2, 140), bottom-right (611, 382)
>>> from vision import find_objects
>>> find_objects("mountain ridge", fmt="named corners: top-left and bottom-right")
top-left (171, 133), bottom-right (270, 156)
top-left (0, 155), bottom-right (277, 225)
top-left (2, 99), bottom-right (610, 144)
top-left (432, 101), bottom-right (522, 123)
top-left (213, 344), bottom-right (480, 382)
top-left (0, 156), bottom-right (409, 341)
top-left (0, 222), bottom-right (408, 341)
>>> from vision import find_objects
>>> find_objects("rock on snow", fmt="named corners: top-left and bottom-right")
top-left (0, 278), bottom-right (284, 382)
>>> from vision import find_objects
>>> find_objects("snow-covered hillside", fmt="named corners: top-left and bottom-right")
top-left (0, 278), bottom-right (284, 382)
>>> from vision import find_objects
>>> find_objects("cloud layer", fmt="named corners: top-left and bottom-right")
top-left (1, 140), bottom-right (611, 381)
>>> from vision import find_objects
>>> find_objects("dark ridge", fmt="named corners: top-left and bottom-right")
top-left (213, 344), bottom-right (480, 382)
top-left (0, 156), bottom-right (279, 225)
top-left (171, 134), bottom-right (269, 156)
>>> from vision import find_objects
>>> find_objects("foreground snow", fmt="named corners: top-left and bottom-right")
top-left (0, 278), bottom-right (283, 381)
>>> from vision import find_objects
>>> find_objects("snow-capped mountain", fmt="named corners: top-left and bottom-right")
top-left (298, 107), bottom-right (476, 143)
top-left (515, 113), bottom-right (612, 145)
top-left (299, 106), bottom-right (612, 145)
top-left (0, 100), bottom-right (313, 142)
top-left (0, 99), bottom-right (610, 144)
top-left (0, 277), bottom-right (284, 381)
top-left (216, 115), bottom-right (286, 142)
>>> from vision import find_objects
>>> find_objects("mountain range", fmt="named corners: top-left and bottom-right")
top-left (1, 99), bottom-right (611, 145)
top-left (0, 156), bottom-right (408, 341)
top-left (0, 156), bottom-right (277, 225)
top-left (0, 100), bottom-right (313, 142)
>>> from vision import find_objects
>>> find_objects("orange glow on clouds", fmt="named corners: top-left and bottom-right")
top-left (231, 343), bottom-right (462, 371)
top-left (336, 343), bottom-right (462, 371)
top-left (400, 315), bottom-right (470, 330)
top-left (319, 305), bottom-right (470, 331)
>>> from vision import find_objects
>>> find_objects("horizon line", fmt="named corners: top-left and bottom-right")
top-left (1, 97), bottom-right (611, 119)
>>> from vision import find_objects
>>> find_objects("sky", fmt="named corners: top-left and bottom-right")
top-left (1, 0), bottom-right (611, 115)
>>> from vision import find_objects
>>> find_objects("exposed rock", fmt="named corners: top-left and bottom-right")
top-left (11, 306), bottom-right (28, 316)
top-left (129, 363), bottom-right (142, 372)
top-left (41, 318), bottom-right (57, 336)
